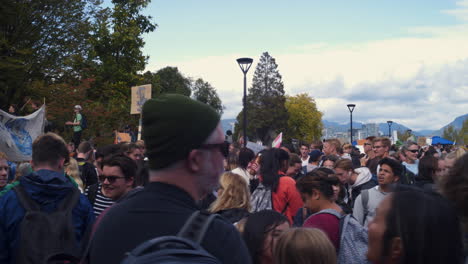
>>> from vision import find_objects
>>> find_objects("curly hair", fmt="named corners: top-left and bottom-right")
top-left (209, 172), bottom-right (251, 213)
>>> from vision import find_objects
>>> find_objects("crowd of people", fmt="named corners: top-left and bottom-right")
top-left (0, 94), bottom-right (467, 264)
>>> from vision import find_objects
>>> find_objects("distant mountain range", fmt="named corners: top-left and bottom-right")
top-left (221, 113), bottom-right (468, 137)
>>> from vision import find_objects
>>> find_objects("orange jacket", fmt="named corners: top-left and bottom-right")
top-left (272, 176), bottom-right (303, 224)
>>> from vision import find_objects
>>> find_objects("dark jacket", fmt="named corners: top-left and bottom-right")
top-left (76, 158), bottom-right (98, 189)
top-left (216, 208), bottom-right (250, 224)
top-left (0, 169), bottom-right (95, 264)
top-left (88, 182), bottom-right (252, 264)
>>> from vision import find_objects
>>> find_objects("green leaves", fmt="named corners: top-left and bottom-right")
top-left (285, 94), bottom-right (323, 143)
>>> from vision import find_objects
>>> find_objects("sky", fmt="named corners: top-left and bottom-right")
top-left (140, 0), bottom-right (468, 131)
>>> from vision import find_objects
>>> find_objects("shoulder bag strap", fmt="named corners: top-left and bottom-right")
top-left (178, 211), bottom-right (219, 244)
top-left (57, 188), bottom-right (81, 212)
top-left (13, 185), bottom-right (40, 211)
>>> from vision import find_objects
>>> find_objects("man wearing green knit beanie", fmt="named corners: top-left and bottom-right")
top-left (88, 94), bottom-right (251, 264)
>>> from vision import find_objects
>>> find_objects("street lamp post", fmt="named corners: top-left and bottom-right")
top-left (237, 57), bottom-right (253, 148)
top-left (387, 120), bottom-right (393, 138)
top-left (347, 104), bottom-right (356, 143)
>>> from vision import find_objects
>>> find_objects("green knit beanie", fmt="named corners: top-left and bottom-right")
top-left (142, 94), bottom-right (220, 169)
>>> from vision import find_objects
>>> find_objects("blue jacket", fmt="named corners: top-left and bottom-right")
top-left (0, 169), bottom-right (95, 263)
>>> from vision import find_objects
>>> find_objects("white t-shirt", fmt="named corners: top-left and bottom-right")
top-left (231, 167), bottom-right (252, 185)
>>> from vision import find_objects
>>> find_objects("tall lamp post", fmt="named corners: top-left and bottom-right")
top-left (237, 57), bottom-right (253, 148)
top-left (387, 120), bottom-right (393, 138)
top-left (347, 104), bottom-right (356, 143)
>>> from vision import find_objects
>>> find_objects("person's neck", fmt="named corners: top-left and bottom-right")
top-left (301, 155), bottom-right (308, 161)
top-left (366, 151), bottom-right (375, 159)
top-left (77, 153), bottom-right (87, 159)
top-left (406, 159), bottom-right (415, 164)
top-left (318, 200), bottom-right (342, 213)
top-left (33, 166), bottom-right (62, 173)
top-left (350, 172), bottom-right (358, 185)
top-left (149, 168), bottom-right (202, 201)
top-left (379, 184), bottom-right (391, 193)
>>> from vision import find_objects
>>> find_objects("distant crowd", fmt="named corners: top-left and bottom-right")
top-left (0, 95), bottom-right (468, 264)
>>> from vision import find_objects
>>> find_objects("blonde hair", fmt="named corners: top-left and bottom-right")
top-left (274, 228), bottom-right (337, 264)
top-left (65, 158), bottom-right (84, 192)
top-left (209, 172), bottom-right (251, 213)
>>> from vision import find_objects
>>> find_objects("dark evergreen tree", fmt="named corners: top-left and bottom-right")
top-left (235, 52), bottom-right (288, 145)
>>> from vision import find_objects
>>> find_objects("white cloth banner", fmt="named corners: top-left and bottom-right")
top-left (0, 105), bottom-right (46, 162)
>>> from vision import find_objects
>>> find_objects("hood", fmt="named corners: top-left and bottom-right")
top-left (351, 167), bottom-right (372, 188)
top-left (19, 169), bottom-right (75, 206)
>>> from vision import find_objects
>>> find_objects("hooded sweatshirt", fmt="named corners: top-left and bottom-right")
top-left (0, 169), bottom-right (94, 264)
top-left (347, 167), bottom-right (376, 208)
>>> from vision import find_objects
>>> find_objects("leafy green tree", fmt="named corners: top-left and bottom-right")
top-left (284, 94), bottom-right (322, 142)
top-left (142, 67), bottom-right (191, 97)
top-left (0, 0), bottom-right (98, 109)
top-left (88, 0), bottom-right (156, 102)
top-left (458, 119), bottom-right (468, 145)
top-left (191, 78), bottom-right (224, 115)
top-left (235, 52), bottom-right (288, 144)
top-left (442, 125), bottom-right (460, 143)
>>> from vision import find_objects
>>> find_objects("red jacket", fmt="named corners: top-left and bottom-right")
top-left (272, 176), bottom-right (303, 223)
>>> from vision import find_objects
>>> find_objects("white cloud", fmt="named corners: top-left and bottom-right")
top-left (442, 0), bottom-right (468, 21)
top-left (146, 6), bottom-right (468, 131)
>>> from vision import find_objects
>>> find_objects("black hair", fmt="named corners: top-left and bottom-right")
top-left (242, 210), bottom-right (289, 264)
top-left (238, 148), bottom-right (255, 169)
top-left (296, 170), bottom-right (336, 200)
top-left (379, 157), bottom-right (403, 177)
top-left (322, 155), bottom-right (339, 163)
top-left (101, 154), bottom-right (137, 179)
top-left (382, 186), bottom-right (463, 264)
top-left (280, 143), bottom-right (295, 154)
top-left (260, 148), bottom-right (290, 192)
top-left (417, 155), bottom-right (438, 183)
top-left (96, 144), bottom-right (124, 159)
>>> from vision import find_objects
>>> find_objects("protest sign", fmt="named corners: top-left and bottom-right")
top-left (0, 106), bottom-right (46, 162)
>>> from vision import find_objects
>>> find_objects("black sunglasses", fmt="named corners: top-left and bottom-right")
top-left (98, 175), bottom-right (126, 183)
top-left (408, 149), bottom-right (419, 153)
top-left (199, 141), bottom-right (229, 158)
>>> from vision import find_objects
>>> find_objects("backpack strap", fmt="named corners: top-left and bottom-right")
top-left (57, 188), bottom-right (81, 212)
top-left (87, 183), bottom-right (99, 205)
top-left (361, 189), bottom-right (369, 224)
top-left (177, 211), bottom-right (218, 244)
top-left (13, 185), bottom-right (40, 211)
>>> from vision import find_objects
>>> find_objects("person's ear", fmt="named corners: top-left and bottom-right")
top-left (389, 237), bottom-right (402, 262)
top-left (312, 189), bottom-right (321, 200)
top-left (58, 158), bottom-right (66, 170)
top-left (186, 150), bottom-right (203, 172)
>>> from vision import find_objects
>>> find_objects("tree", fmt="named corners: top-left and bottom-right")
top-left (458, 119), bottom-right (468, 145)
top-left (0, 0), bottom-right (98, 109)
top-left (191, 78), bottom-right (224, 115)
top-left (284, 94), bottom-right (322, 143)
top-left (442, 125), bottom-right (460, 143)
top-left (397, 130), bottom-right (412, 142)
top-left (235, 52), bottom-right (288, 145)
top-left (141, 67), bottom-right (191, 97)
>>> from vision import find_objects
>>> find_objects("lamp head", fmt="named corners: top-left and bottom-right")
top-left (237, 58), bottom-right (253, 74)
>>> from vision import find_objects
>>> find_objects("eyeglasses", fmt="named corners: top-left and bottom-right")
top-left (98, 175), bottom-right (126, 183)
top-left (364, 143), bottom-right (372, 146)
top-left (408, 149), bottom-right (419, 153)
top-left (199, 141), bottom-right (229, 158)
top-left (373, 145), bottom-right (383, 149)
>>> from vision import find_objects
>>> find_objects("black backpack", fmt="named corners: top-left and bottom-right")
top-left (13, 185), bottom-right (81, 264)
top-left (121, 211), bottom-right (221, 264)
top-left (80, 114), bottom-right (88, 129)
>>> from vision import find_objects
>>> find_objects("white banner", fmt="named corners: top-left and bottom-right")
top-left (0, 105), bottom-right (46, 162)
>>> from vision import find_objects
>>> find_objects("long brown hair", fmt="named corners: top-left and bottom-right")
top-left (209, 172), bottom-right (251, 213)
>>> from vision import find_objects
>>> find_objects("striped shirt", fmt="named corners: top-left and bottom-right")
top-left (84, 183), bottom-right (114, 217)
